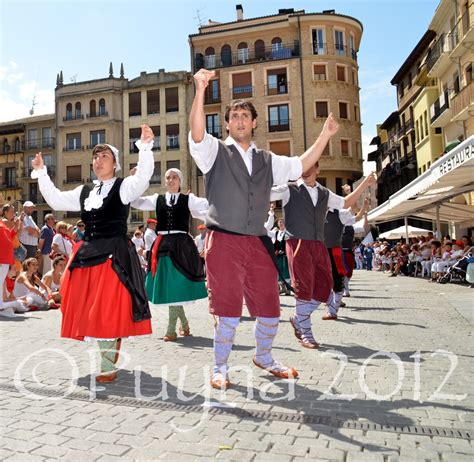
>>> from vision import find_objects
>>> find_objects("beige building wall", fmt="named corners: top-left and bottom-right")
top-left (0, 123), bottom-right (24, 207)
top-left (189, 8), bottom-right (363, 195)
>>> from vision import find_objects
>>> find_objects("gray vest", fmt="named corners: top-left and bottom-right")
top-left (284, 183), bottom-right (330, 241)
top-left (324, 209), bottom-right (344, 248)
top-left (204, 141), bottom-right (273, 236)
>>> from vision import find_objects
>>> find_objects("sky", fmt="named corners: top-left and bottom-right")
top-left (0, 0), bottom-right (440, 172)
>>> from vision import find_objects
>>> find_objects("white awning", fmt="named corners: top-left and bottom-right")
top-left (368, 135), bottom-right (474, 225)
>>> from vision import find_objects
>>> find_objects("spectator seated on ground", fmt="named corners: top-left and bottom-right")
top-left (41, 255), bottom-right (67, 308)
top-left (14, 258), bottom-right (51, 310)
top-left (2, 264), bottom-right (30, 314)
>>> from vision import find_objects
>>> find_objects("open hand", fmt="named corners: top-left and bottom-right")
top-left (32, 152), bottom-right (44, 170)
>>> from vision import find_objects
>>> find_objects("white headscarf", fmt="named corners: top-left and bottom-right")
top-left (165, 168), bottom-right (183, 185)
top-left (104, 144), bottom-right (121, 172)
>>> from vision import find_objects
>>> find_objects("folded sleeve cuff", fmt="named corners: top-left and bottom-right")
top-left (31, 167), bottom-right (47, 179)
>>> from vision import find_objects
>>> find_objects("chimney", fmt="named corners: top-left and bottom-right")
top-left (236, 4), bottom-right (243, 21)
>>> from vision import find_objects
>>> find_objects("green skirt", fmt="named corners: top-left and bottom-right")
top-left (277, 254), bottom-right (290, 281)
top-left (146, 256), bottom-right (208, 305)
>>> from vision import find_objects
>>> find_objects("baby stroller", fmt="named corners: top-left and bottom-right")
top-left (438, 247), bottom-right (474, 284)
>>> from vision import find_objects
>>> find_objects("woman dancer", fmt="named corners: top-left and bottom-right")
top-left (31, 125), bottom-right (155, 382)
top-left (132, 168), bottom-right (208, 341)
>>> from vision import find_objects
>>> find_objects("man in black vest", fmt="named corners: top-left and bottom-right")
top-left (190, 68), bottom-right (340, 389)
top-left (271, 164), bottom-right (375, 347)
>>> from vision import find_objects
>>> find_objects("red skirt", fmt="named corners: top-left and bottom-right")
top-left (60, 245), bottom-right (152, 341)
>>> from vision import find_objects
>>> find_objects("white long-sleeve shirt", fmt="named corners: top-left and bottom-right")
top-left (131, 192), bottom-right (209, 234)
top-left (188, 132), bottom-right (303, 186)
top-left (270, 179), bottom-right (345, 209)
top-left (31, 140), bottom-right (155, 212)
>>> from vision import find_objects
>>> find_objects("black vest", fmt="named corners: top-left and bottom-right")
top-left (80, 178), bottom-right (129, 240)
top-left (156, 194), bottom-right (190, 233)
top-left (342, 225), bottom-right (355, 250)
top-left (284, 183), bottom-right (330, 241)
top-left (324, 209), bottom-right (345, 248)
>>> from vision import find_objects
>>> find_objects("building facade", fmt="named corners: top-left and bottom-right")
top-left (189, 5), bottom-right (364, 196)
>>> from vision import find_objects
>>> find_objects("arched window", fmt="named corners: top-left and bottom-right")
top-left (271, 37), bottom-right (282, 51)
top-left (255, 39), bottom-right (265, 60)
top-left (221, 44), bottom-right (232, 66)
top-left (205, 47), bottom-right (216, 68)
top-left (14, 137), bottom-right (21, 152)
top-left (66, 103), bottom-right (72, 120)
top-left (237, 42), bottom-right (248, 63)
top-left (99, 98), bottom-right (106, 116)
top-left (2, 138), bottom-right (8, 154)
top-left (75, 102), bottom-right (81, 119)
top-left (89, 100), bottom-right (96, 117)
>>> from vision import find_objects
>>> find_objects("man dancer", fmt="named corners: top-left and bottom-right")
top-left (271, 164), bottom-right (376, 347)
top-left (189, 68), bottom-right (339, 389)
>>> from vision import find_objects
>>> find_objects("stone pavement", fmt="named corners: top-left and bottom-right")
top-left (0, 270), bottom-right (473, 461)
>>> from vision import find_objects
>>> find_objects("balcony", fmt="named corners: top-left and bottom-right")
top-left (23, 137), bottom-right (56, 151)
top-left (204, 87), bottom-right (221, 105)
top-left (166, 135), bottom-right (180, 150)
top-left (2, 180), bottom-right (18, 189)
top-left (430, 90), bottom-right (452, 127)
top-left (311, 42), bottom-right (358, 61)
top-left (232, 85), bottom-right (253, 99)
top-left (194, 41), bottom-right (300, 72)
top-left (397, 119), bottom-right (414, 139)
top-left (20, 165), bottom-right (56, 179)
top-left (63, 145), bottom-right (84, 152)
top-left (450, 10), bottom-right (474, 58)
top-left (427, 34), bottom-right (451, 78)
top-left (264, 82), bottom-right (288, 96)
top-left (268, 119), bottom-right (290, 133)
top-left (450, 82), bottom-right (473, 123)
top-left (63, 114), bottom-right (84, 122)
top-left (86, 111), bottom-right (109, 118)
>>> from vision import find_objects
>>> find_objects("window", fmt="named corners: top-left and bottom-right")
top-left (206, 114), bottom-right (221, 138)
top-left (165, 87), bottom-right (179, 112)
top-left (75, 102), bottom-right (81, 119)
top-left (340, 139), bottom-right (350, 156)
top-left (4, 167), bottom-right (16, 188)
top-left (336, 65), bottom-right (347, 82)
top-left (66, 133), bottom-right (81, 150)
top-left (204, 47), bottom-right (216, 68)
top-left (90, 130), bottom-right (105, 147)
top-left (166, 160), bottom-right (180, 170)
top-left (427, 161), bottom-right (431, 169)
top-left (271, 37), bottom-right (282, 51)
top-left (352, 68), bottom-right (358, 86)
top-left (147, 89), bottom-right (160, 115)
top-left (335, 30), bottom-right (345, 56)
top-left (339, 102), bottom-right (348, 119)
top-left (129, 128), bottom-right (141, 153)
top-left (354, 105), bottom-right (359, 122)
top-left (349, 35), bottom-right (356, 60)
top-left (415, 120), bottom-right (419, 143)
top-left (453, 72), bottom-right (460, 94)
top-left (27, 128), bottom-right (38, 149)
top-left (98, 98), bottom-right (106, 116)
top-left (131, 210), bottom-right (144, 223)
top-left (255, 40), bottom-right (265, 60)
top-left (66, 165), bottom-right (81, 183)
top-left (166, 124), bottom-right (179, 149)
top-left (466, 64), bottom-right (473, 84)
top-left (312, 28), bottom-right (325, 54)
top-left (29, 182), bottom-right (38, 201)
top-left (89, 100), bottom-right (96, 117)
top-left (313, 64), bottom-right (327, 81)
top-left (129, 92), bottom-right (141, 116)
top-left (232, 72), bottom-right (252, 98)
top-left (151, 126), bottom-right (160, 150)
top-left (268, 104), bottom-right (289, 132)
top-left (355, 141), bottom-right (361, 158)
top-left (205, 79), bottom-right (220, 104)
top-left (269, 140), bottom-right (291, 156)
top-left (237, 42), bottom-right (249, 63)
top-left (424, 110), bottom-right (428, 136)
top-left (407, 72), bottom-right (412, 89)
top-left (42, 128), bottom-right (52, 148)
top-left (221, 44), bottom-right (232, 66)
top-left (267, 68), bottom-right (287, 95)
top-left (335, 177), bottom-right (343, 195)
top-left (66, 103), bottom-right (72, 120)
top-left (435, 127), bottom-right (442, 135)
top-left (14, 137), bottom-right (20, 152)
top-left (315, 101), bottom-right (329, 118)
top-left (151, 161), bottom-right (161, 184)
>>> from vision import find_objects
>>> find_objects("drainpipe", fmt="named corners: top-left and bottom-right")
top-left (297, 15), bottom-right (308, 151)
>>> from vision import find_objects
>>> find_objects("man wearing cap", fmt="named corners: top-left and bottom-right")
top-left (189, 68), bottom-right (340, 389)
top-left (19, 201), bottom-right (40, 259)
top-left (144, 218), bottom-right (157, 259)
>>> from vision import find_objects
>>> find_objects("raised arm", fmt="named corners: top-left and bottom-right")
top-left (190, 69), bottom-right (215, 143)
top-left (120, 125), bottom-right (155, 204)
top-left (300, 113), bottom-right (340, 172)
top-left (343, 173), bottom-right (377, 209)
top-left (31, 153), bottom-right (82, 211)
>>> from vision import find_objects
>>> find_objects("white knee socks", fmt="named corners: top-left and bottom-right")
top-left (254, 317), bottom-right (279, 367)
top-left (213, 316), bottom-right (240, 376)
